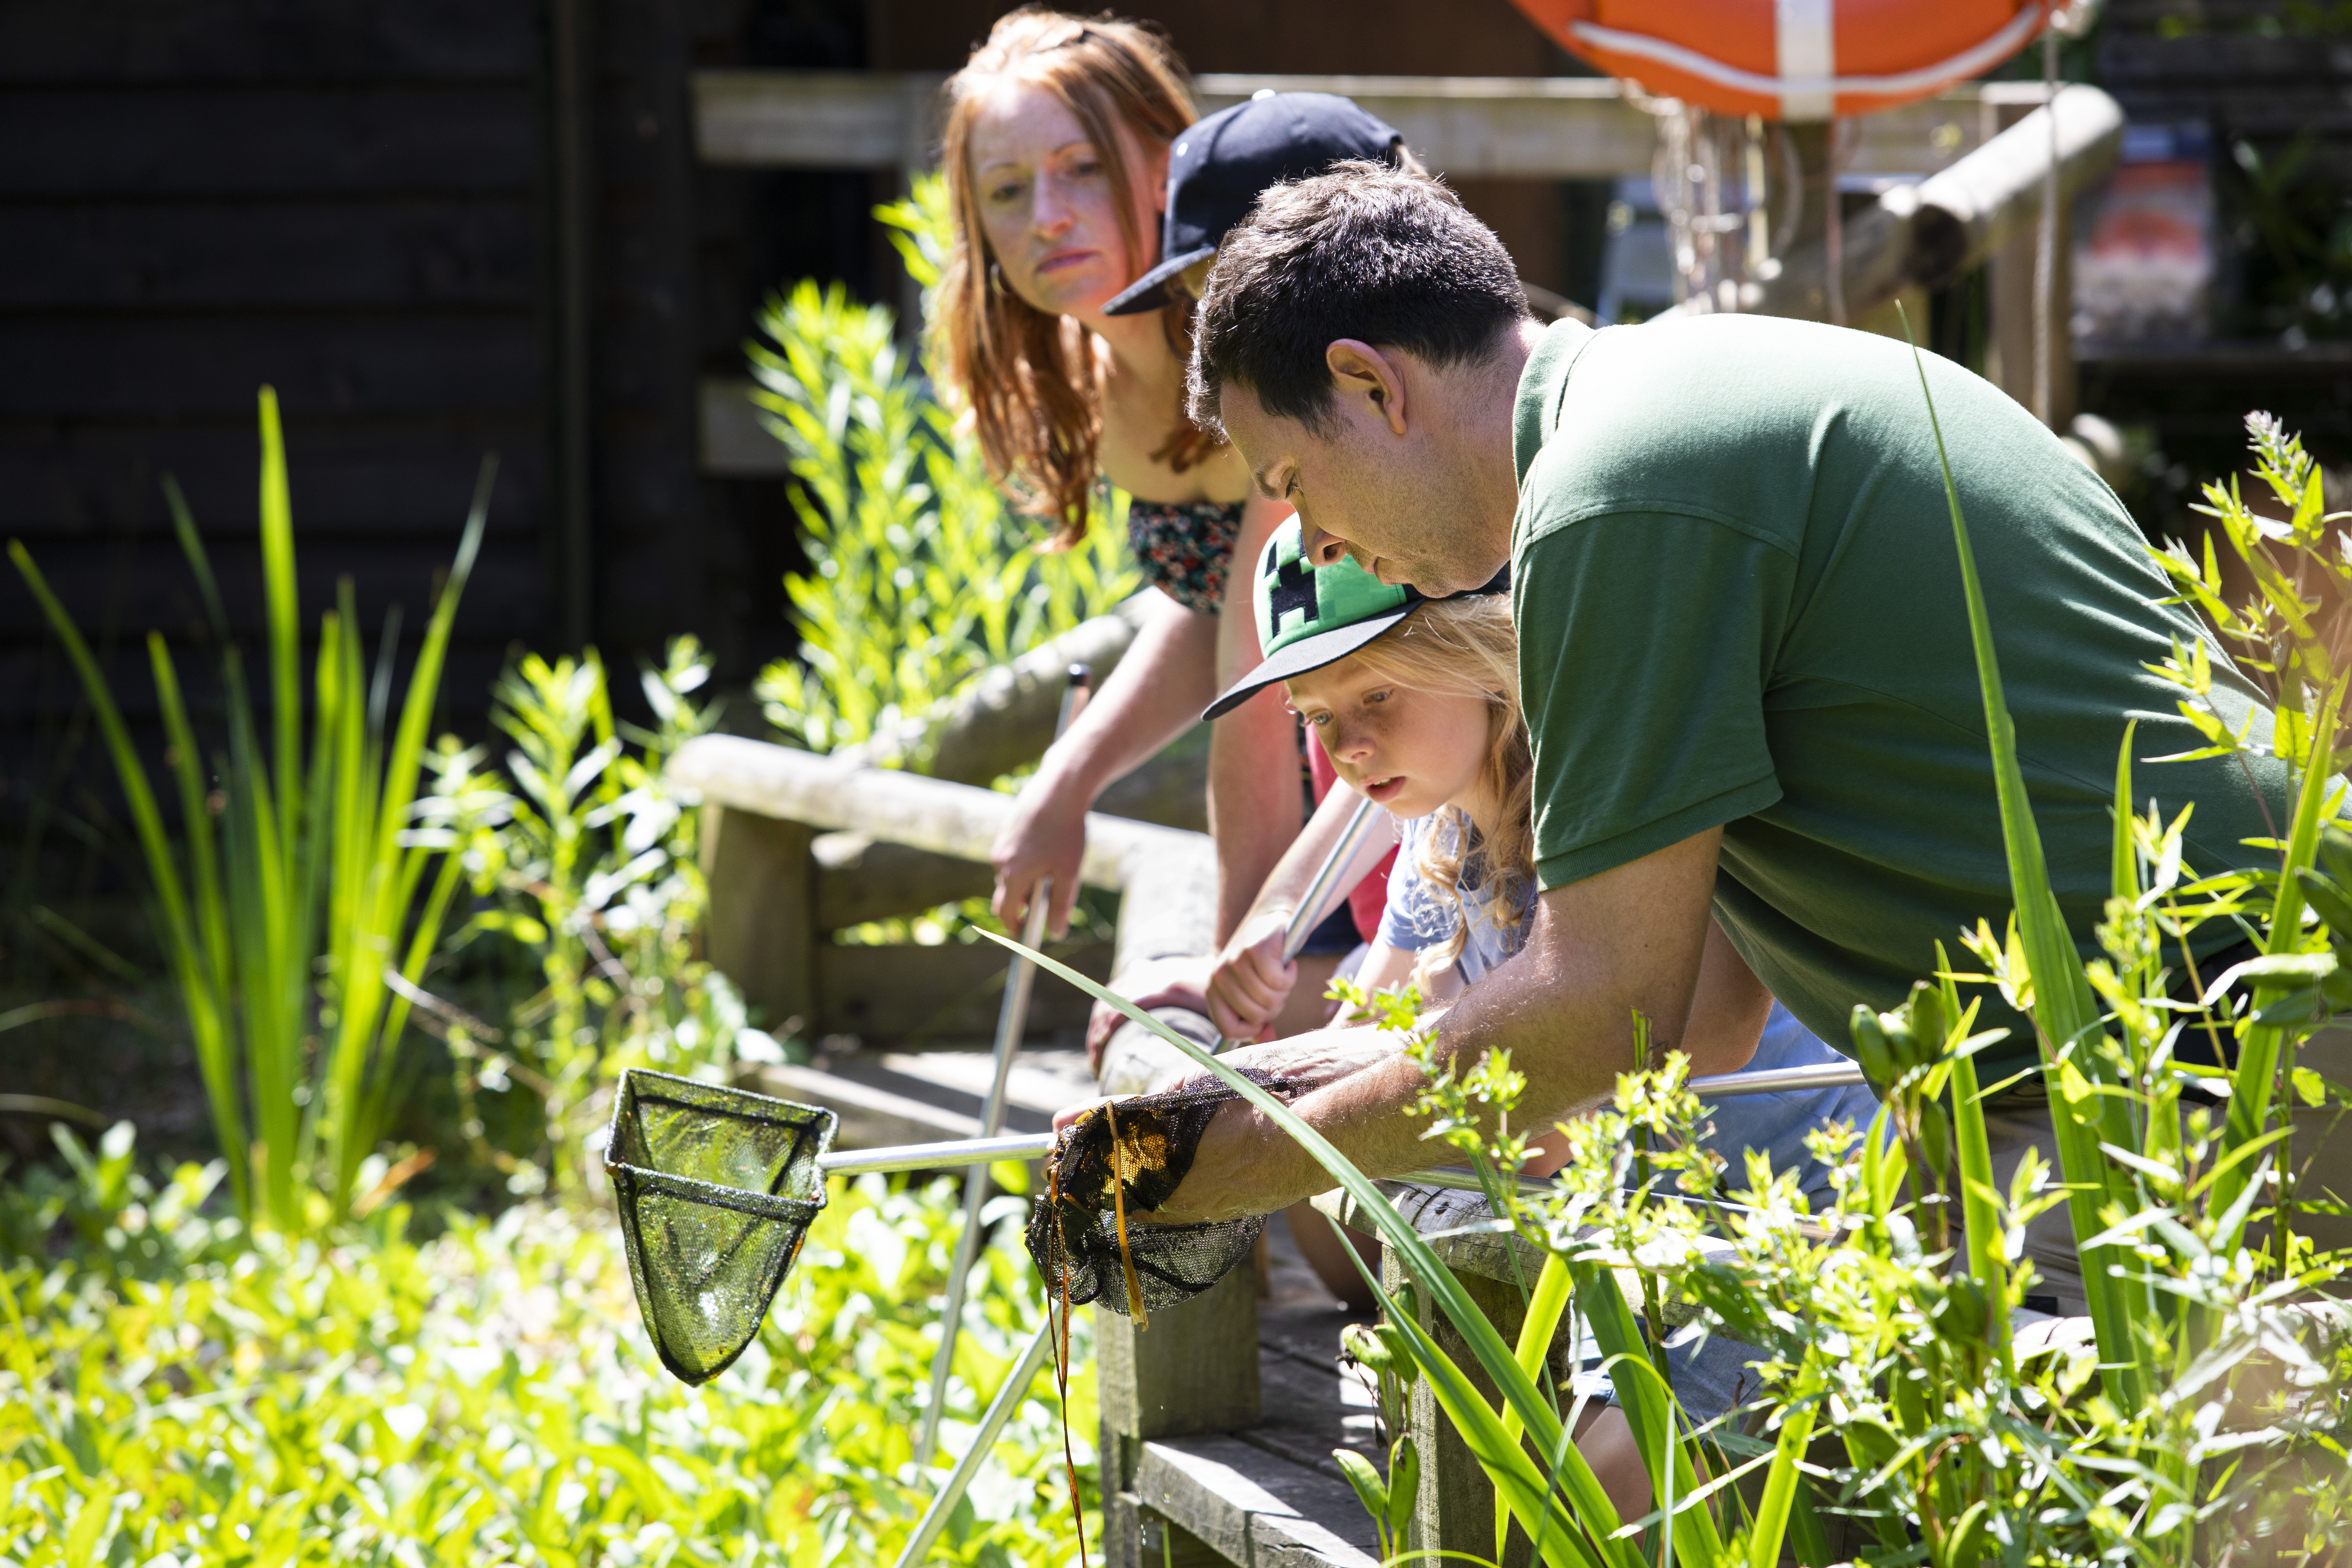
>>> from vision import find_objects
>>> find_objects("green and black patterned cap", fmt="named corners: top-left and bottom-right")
top-left (1202, 518), bottom-right (1508, 720)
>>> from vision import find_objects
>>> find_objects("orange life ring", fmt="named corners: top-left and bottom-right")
top-left (1507, 0), bottom-right (2052, 120)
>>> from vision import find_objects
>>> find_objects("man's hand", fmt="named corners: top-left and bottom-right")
top-left (1211, 1029), bottom-right (1399, 1094)
top-left (1083, 955), bottom-right (1212, 1074)
top-left (1204, 907), bottom-right (1297, 1042)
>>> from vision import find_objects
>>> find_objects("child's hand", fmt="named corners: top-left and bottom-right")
top-left (1204, 908), bottom-right (1297, 1042)
top-left (1084, 955), bottom-right (1210, 1074)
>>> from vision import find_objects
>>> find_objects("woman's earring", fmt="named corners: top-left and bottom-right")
top-left (988, 261), bottom-right (1008, 298)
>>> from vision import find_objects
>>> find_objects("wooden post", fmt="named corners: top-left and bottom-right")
top-left (1390, 1245), bottom-right (1539, 1568)
top-left (1093, 810), bottom-right (1250, 1567)
top-left (1772, 121), bottom-right (1839, 323)
top-left (1982, 97), bottom-right (2078, 427)
top-left (1097, 1259), bottom-right (1264, 1568)
top-left (700, 804), bottom-right (817, 1036)
top-left (1986, 213), bottom-right (2039, 410)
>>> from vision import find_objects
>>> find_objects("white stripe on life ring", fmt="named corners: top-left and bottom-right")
top-left (1775, 0), bottom-right (1836, 121)
top-left (1573, 4), bottom-right (2046, 115)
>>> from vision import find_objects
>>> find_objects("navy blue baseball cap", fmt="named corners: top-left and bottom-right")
top-left (1102, 92), bottom-right (1404, 317)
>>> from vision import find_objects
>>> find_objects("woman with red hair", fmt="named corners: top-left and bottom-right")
top-left (931, 9), bottom-right (1312, 945)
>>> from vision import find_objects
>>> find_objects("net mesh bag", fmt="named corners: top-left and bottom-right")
top-left (1026, 1070), bottom-right (1298, 1319)
top-left (604, 1069), bottom-right (837, 1385)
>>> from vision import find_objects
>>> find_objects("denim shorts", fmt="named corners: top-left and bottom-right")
top-left (1574, 1323), bottom-right (1763, 1427)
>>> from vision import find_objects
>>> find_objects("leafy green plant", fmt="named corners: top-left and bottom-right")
top-left (424, 637), bottom-right (769, 1195)
top-left (1334, 1293), bottom-right (1423, 1563)
top-left (747, 177), bottom-right (1139, 758)
top-left (747, 279), bottom-right (1136, 757)
top-left (0, 1126), bottom-right (1096, 1567)
top-left (8, 389), bottom-right (485, 1232)
top-left (2227, 135), bottom-right (2352, 342)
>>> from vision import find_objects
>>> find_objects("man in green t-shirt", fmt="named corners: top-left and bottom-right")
top-left (1134, 162), bottom-right (2290, 1303)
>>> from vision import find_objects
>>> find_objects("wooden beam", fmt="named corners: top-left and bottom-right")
top-left (700, 807), bottom-right (816, 1036)
top-left (1129, 1434), bottom-right (1379, 1568)
top-left (1197, 74), bottom-right (1646, 181)
top-left (1902, 85), bottom-right (2122, 290)
top-left (1746, 85), bottom-right (2122, 328)
top-left (813, 832), bottom-right (995, 930)
top-left (693, 70), bottom-right (946, 173)
top-left (667, 732), bottom-right (1206, 894)
top-left (692, 72), bottom-right (2054, 182)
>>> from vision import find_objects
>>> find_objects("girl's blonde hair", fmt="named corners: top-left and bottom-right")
top-left (933, 8), bottom-right (1211, 548)
top-left (1336, 594), bottom-right (1533, 992)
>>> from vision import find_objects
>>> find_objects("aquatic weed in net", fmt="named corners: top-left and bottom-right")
top-left (1027, 1070), bottom-right (1299, 1320)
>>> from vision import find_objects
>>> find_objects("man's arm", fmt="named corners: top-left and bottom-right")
top-left (1685, 917), bottom-right (1771, 1074)
top-left (1157, 826), bottom-right (1728, 1222)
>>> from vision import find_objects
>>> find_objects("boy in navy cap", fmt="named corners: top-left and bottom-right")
top-left (1101, 91), bottom-right (1409, 317)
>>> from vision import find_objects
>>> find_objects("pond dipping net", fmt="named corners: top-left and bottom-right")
top-left (604, 1069), bottom-right (836, 1385)
top-left (1028, 1070), bottom-right (1298, 1321)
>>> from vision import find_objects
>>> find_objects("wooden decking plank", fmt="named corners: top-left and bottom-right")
top-left (1134, 1433), bottom-right (1380, 1568)
top-left (1241, 1346), bottom-right (1380, 1484)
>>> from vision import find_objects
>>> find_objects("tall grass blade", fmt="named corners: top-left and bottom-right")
top-left (162, 477), bottom-right (230, 643)
top-left (224, 680), bottom-right (300, 1231)
top-left (257, 388), bottom-right (301, 866)
top-left (146, 634), bottom-right (247, 1216)
top-left (1741, 1405), bottom-right (1816, 1568)
top-left (982, 930), bottom-right (1698, 1568)
top-left (1379, 1283), bottom-right (1616, 1567)
top-left (319, 455), bottom-right (493, 1210)
top-left (6, 544), bottom-right (254, 1218)
top-left (1496, 1251), bottom-right (1574, 1552)
top-left (2220, 677), bottom-right (2343, 1219)
top-left (1903, 329), bottom-right (2149, 1407)
top-left (1939, 951), bottom-right (2012, 1373)
top-left (1576, 1261), bottom-right (1726, 1564)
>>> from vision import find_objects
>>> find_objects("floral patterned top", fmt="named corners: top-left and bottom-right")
top-left (1126, 498), bottom-right (1244, 612)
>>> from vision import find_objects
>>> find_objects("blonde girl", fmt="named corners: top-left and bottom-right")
top-left (1194, 518), bottom-right (1876, 1521)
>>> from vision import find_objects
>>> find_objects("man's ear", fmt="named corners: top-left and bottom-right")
top-left (1325, 340), bottom-right (1409, 438)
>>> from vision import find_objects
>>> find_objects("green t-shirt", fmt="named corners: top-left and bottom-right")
top-left (1511, 314), bottom-right (2286, 1076)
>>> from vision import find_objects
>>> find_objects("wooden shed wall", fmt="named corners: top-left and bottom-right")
top-left (0, 0), bottom-right (876, 889)
top-left (0, 1), bottom-right (558, 860)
